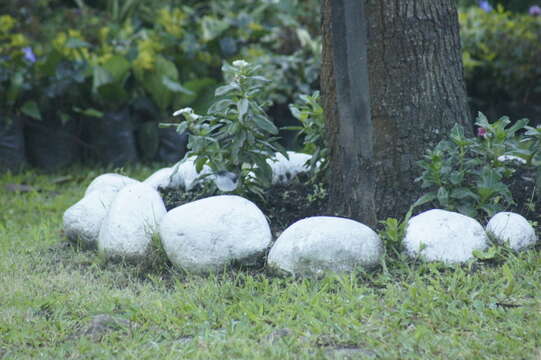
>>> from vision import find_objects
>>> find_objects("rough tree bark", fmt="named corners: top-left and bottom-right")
top-left (322, 0), bottom-right (471, 227)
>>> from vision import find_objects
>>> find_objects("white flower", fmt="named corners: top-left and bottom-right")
top-left (173, 107), bottom-right (194, 117)
top-left (173, 107), bottom-right (200, 120)
top-left (232, 59), bottom-right (249, 68)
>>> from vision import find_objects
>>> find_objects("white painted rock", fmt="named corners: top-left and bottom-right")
top-left (98, 183), bottom-right (167, 259)
top-left (143, 161), bottom-right (237, 192)
top-left (486, 212), bottom-right (537, 250)
top-left (175, 157), bottom-right (212, 190)
top-left (143, 167), bottom-right (183, 190)
top-left (267, 217), bottom-right (383, 277)
top-left (159, 195), bottom-right (271, 274)
top-left (85, 174), bottom-right (139, 196)
top-left (404, 209), bottom-right (488, 263)
top-left (63, 189), bottom-right (118, 248)
top-left (267, 151), bottom-right (312, 184)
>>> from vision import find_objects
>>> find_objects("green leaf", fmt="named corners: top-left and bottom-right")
top-left (137, 56), bottom-right (180, 111)
top-left (208, 99), bottom-right (235, 114)
top-left (437, 187), bottom-right (449, 206)
top-left (7, 72), bottom-right (24, 106)
top-left (450, 188), bottom-right (479, 200)
top-left (162, 76), bottom-right (194, 95)
top-left (175, 121), bottom-right (188, 135)
top-left (473, 246), bottom-right (497, 260)
top-left (175, 78), bottom-right (218, 110)
top-left (449, 171), bottom-right (464, 185)
top-left (450, 124), bottom-right (465, 144)
top-left (252, 114), bottom-right (278, 135)
top-left (253, 157), bottom-right (273, 186)
top-left (65, 38), bottom-right (90, 48)
top-left (21, 101), bottom-right (42, 121)
top-left (238, 98), bottom-right (248, 122)
top-left (412, 192), bottom-right (437, 208)
top-left (215, 83), bottom-right (239, 97)
top-left (102, 55), bottom-right (131, 81)
top-left (507, 118), bottom-right (529, 136)
top-left (73, 107), bottom-right (104, 118)
top-left (289, 105), bottom-right (302, 120)
top-left (92, 66), bottom-right (113, 93)
top-left (195, 156), bottom-right (208, 173)
top-left (201, 16), bottom-right (229, 41)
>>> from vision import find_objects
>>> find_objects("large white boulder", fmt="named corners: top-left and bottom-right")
top-left (85, 174), bottom-right (139, 196)
top-left (267, 151), bottom-right (312, 184)
top-left (63, 189), bottom-right (118, 248)
top-left (404, 209), bottom-right (489, 263)
top-left (98, 183), bottom-right (167, 259)
top-left (486, 212), bottom-right (537, 251)
top-left (267, 217), bottom-right (383, 277)
top-left (159, 195), bottom-right (271, 274)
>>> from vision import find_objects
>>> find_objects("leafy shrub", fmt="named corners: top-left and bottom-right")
top-left (163, 60), bottom-right (287, 197)
top-left (288, 91), bottom-right (328, 180)
top-left (458, 0), bottom-right (539, 13)
top-left (0, 15), bottom-right (34, 113)
top-left (460, 6), bottom-right (541, 104)
top-left (415, 113), bottom-right (540, 219)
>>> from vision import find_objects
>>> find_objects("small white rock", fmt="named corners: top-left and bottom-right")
top-left (85, 174), bottom-right (139, 196)
top-left (143, 167), bottom-right (182, 190)
top-left (267, 217), bottom-right (383, 277)
top-left (177, 157), bottom-right (212, 190)
top-left (159, 195), bottom-right (271, 274)
top-left (486, 212), bottom-right (537, 251)
top-left (404, 209), bottom-right (488, 263)
top-left (267, 151), bottom-right (312, 184)
top-left (98, 183), bottom-right (167, 259)
top-left (63, 189), bottom-right (118, 248)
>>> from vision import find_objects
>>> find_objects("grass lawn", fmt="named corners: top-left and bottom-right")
top-left (1, 166), bottom-right (540, 359)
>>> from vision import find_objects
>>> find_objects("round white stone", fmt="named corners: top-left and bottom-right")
top-left (63, 189), bottom-right (118, 248)
top-left (267, 151), bottom-right (312, 184)
top-left (85, 174), bottom-right (139, 196)
top-left (486, 212), bottom-right (537, 250)
top-left (176, 157), bottom-right (211, 190)
top-left (404, 209), bottom-right (488, 263)
top-left (143, 167), bottom-right (183, 190)
top-left (267, 216), bottom-right (383, 277)
top-left (98, 183), bottom-right (167, 259)
top-left (159, 195), bottom-right (271, 274)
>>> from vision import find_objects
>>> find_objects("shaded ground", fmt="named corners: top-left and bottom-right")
top-left (507, 166), bottom-right (541, 222)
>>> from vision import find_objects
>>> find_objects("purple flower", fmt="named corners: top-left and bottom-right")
top-left (22, 47), bottom-right (36, 63)
top-left (529, 5), bottom-right (541, 16)
top-left (477, 127), bottom-right (487, 137)
top-left (478, 0), bottom-right (493, 12)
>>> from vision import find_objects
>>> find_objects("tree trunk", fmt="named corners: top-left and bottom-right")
top-left (322, 0), bottom-right (471, 228)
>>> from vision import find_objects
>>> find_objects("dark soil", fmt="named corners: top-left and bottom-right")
top-left (160, 176), bottom-right (331, 239)
top-left (506, 166), bottom-right (541, 222)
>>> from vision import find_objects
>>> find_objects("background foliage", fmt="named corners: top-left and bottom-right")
top-left (1, 0), bottom-right (540, 170)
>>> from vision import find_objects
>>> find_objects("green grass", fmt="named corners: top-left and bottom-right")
top-left (1, 166), bottom-right (540, 359)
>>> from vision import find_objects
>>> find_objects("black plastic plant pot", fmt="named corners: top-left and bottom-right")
top-left (24, 115), bottom-right (82, 171)
top-left (0, 114), bottom-right (26, 173)
top-left (83, 108), bottom-right (138, 167)
top-left (157, 126), bottom-right (188, 163)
